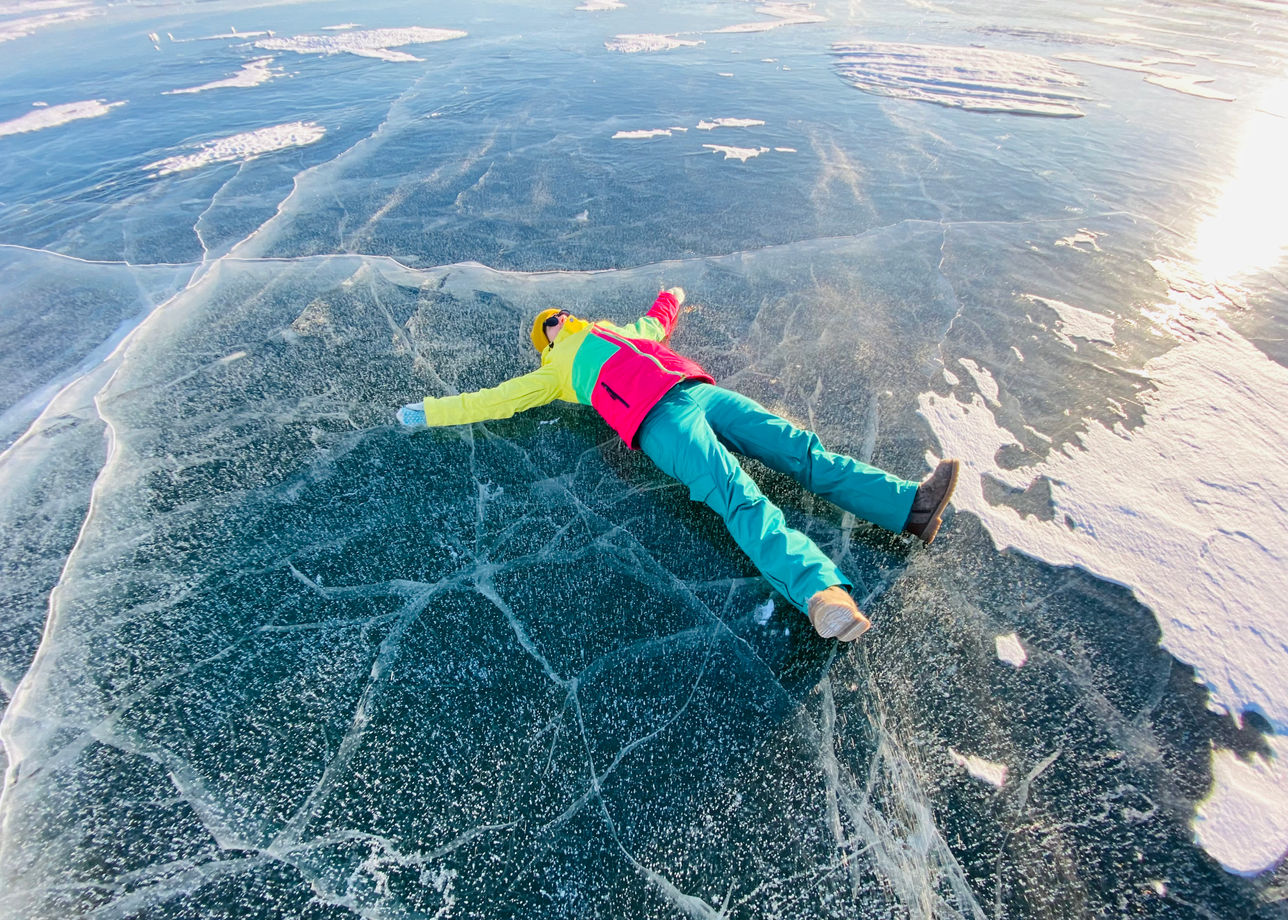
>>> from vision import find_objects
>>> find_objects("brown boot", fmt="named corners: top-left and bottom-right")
top-left (808, 586), bottom-right (871, 641)
top-left (903, 459), bottom-right (960, 545)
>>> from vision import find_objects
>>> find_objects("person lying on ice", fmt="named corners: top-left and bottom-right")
top-left (396, 288), bottom-right (959, 642)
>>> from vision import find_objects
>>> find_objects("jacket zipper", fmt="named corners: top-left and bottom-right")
top-left (594, 325), bottom-right (688, 379)
top-left (600, 381), bottom-right (630, 407)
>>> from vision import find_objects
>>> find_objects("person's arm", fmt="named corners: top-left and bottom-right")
top-left (615, 288), bottom-right (685, 342)
top-left (398, 366), bottom-right (561, 428)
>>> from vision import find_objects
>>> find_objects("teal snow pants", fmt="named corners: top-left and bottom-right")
top-left (636, 381), bottom-right (917, 612)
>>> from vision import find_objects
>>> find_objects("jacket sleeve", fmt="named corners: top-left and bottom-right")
top-left (422, 366), bottom-right (561, 427)
top-left (616, 290), bottom-right (680, 342)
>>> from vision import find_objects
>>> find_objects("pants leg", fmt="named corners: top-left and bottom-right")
top-left (684, 383), bottom-right (917, 534)
top-left (637, 386), bottom-right (849, 612)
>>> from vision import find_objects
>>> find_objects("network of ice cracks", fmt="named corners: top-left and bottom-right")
top-left (0, 127), bottom-right (995, 919)
top-left (4, 0), bottom-right (1288, 915)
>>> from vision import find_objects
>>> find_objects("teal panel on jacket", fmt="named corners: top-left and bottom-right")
top-left (571, 332), bottom-right (619, 404)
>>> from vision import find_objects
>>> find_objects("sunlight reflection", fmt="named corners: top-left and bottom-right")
top-left (1194, 77), bottom-right (1288, 280)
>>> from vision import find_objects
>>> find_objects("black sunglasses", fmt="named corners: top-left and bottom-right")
top-left (543, 310), bottom-right (570, 329)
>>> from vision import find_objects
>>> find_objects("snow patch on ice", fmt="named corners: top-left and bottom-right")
top-left (1020, 293), bottom-right (1116, 347)
top-left (576, 0), bottom-right (624, 10)
top-left (0, 99), bottom-right (123, 137)
top-left (257, 27), bottom-right (466, 62)
top-left (696, 117), bottom-right (765, 130)
top-left (995, 633), bottom-right (1028, 667)
top-left (163, 57), bottom-right (280, 95)
top-left (143, 121), bottom-right (325, 176)
top-left (1057, 53), bottom-right (1236, 102)
top-left (703, 144), bottom-right (770, 161)
top-left (709, 2), bottom-right (826, 33)
top-left (832, 41), bottom-right (1086, 116)
top-left (919, 279), bottom-right (1288, 874)
top-left (613, 128), bottom-right (673, 139)
top-left (956, 358), bottom-right (1000, 406)
top-left (949, 749), bottom-right (1008, 787)
top-left (605, 33), bottom-right (703, 53)
top-left (0, 1), bottom-right (97, 43)
top-left (1194, 736), bottom-right (1288, 876)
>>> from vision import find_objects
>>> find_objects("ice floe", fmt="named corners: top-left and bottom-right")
top-left (831, 41), bottom-right (1087, 116)
top-left (605, 33), bottom-right (703, 53)
top-left (162, 57), bottom-right (280, 95)
top-left (143, 121), bottom-right (325, 176)
top-left (257, 27), bottom-right (466, 63)
top-left (994, 633), bottom-right (1028, 667)
top-left (919, 279), bottom-right (1288, 874)
top-left (949, 749), bottom-right (1008, 787)
top-left (0, 98), bottom-right (123, 137)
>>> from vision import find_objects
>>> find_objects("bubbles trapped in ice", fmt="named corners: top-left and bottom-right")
top-left (256, 27), bottom-right (467, 62)
top-left (0, 99), bottom-right (124, 137)
top-left (143, 121), bottom-right (325, 176)
top-left (831, 41), bottom-right (1087, 116)
top-left (753, 598), bottom-right (774, 626)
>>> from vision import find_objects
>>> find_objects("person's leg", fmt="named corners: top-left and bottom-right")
top-left (685, 383), bottom-right (917, 534)
top-left (637, 387), bottom-right (848, 613)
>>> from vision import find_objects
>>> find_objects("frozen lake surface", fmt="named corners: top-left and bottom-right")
top-left (1, 0), bottom-right (1287, 917)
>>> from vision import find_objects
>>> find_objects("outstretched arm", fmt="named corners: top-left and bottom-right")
top-left (616, 288), bottom-right (685, 343)
top-left (398, 365), bottom-right (561, 428)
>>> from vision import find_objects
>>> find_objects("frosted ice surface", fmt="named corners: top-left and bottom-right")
top-left (143, 122), bottom-right (326, 176)
top-left (576, 0), bottom-right (625, 10)
top-left (605, 33), bottom-right (703, 53)
top-left (831, 41), bottom-right (1087, 116)
top-left (162, 58), bottom-right (280, 95)
top-left (949, 749), bottom-right (1008, 787)
top-left (0, 99), bottom-right (123, 136)
top-left (256, 27), bottom-right (467, 62)
top-left (994, 633), bottom-right (1027, 667)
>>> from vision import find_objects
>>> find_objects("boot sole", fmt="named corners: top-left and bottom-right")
top-left (916, 459), bottom-right (960, 546)
top-left (810, 607), bottom-right (872, 642)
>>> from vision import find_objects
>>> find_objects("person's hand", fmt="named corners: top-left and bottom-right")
top-left (396, 402), bottom-right (427, 427)
top-left (665, 286), bottom-right (685, 306)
